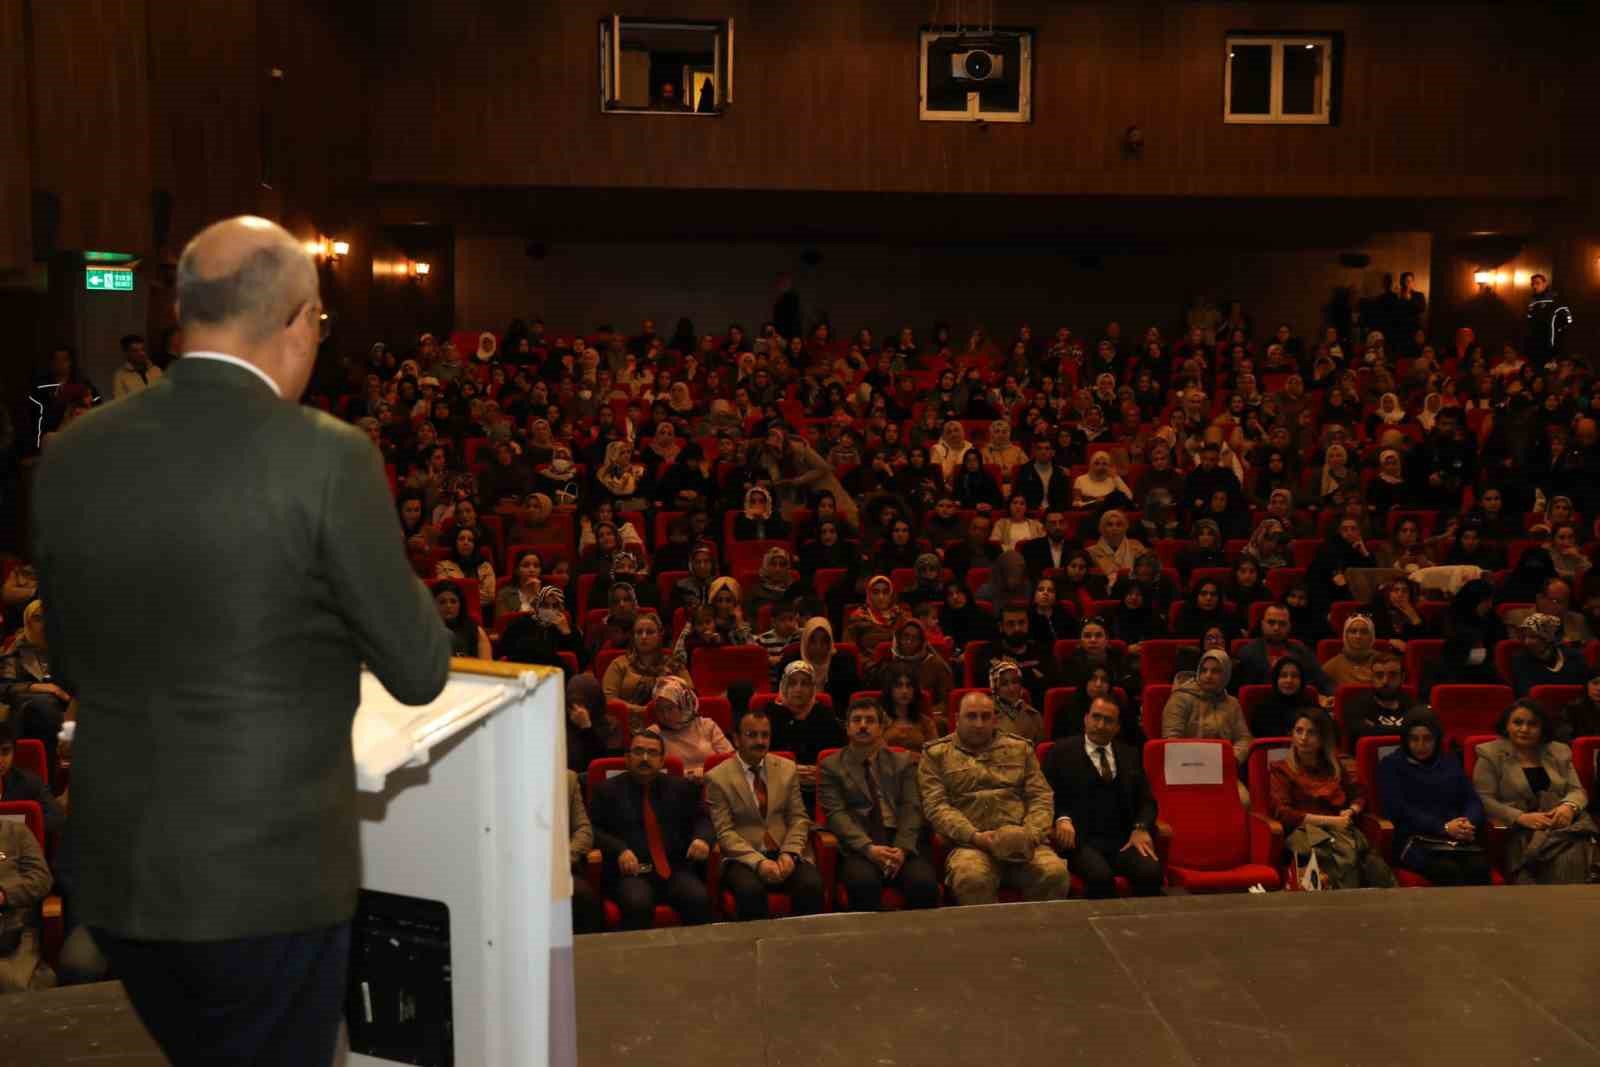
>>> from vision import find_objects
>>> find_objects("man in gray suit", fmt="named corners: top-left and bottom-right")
top-left (32, 216), bottom-right (450, 1066)
top-left (818, 697), bottom-right (938, 911)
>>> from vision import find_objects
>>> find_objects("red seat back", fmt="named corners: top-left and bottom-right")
top-left (1528, 684), bottom-right (1584, 719)
top-left (1140, 638), bottom-right (1198, 685)
top-left (1432, 685), bottom-right (1514, 749)
top-left (11, 739), bottom-right (47, 784)
top-left (1142, 684), bottom-right (1173, 743)
top-left (0, 801), bottom-right (44, 850)
top-left (584, 755), bottom-right (685, 798)
top-left (1144, 739), bottom-right (1248, 870)
top-left (1353, 735), bottom-right (1406, 818)
top-left (1459, 733), bottom-right (1501, 780)
top-left (690, 644), bottom-right (774, 696)
top-left (1244, 737), bottom-right (1293, 815)
top-left (1331, 683), bottom-right (1418, 748)
top-left (1572, 736), bottom-right (1600, 796)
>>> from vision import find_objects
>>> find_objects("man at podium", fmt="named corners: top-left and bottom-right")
top-left (32, 216), bottom-right (452, 1066)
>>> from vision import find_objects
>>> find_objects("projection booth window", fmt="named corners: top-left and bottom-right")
top-left (599, 16), bottom-right (732, 115)
top-left (919, 28), bottom-right (1033, 123)
top-left (1224, 34), bottom-right (1334, 124)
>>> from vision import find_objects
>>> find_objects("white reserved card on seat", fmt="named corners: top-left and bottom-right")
top-left (1165, 741), bottom-right (1224, 785)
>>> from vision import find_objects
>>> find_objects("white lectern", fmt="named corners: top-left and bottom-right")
top-left (347, 658), bottom-right (575, 1067)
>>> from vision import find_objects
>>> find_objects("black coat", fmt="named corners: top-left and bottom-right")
top-left (588, 773), bottom-right (713, 882)
top-left (1013, 463), bottom-right (1073, 511)
top-left (1043, 735), bottom-right (1158, 847)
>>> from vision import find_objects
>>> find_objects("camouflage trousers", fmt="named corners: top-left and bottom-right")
top-left (943, 845), bottom-right (1071, 906)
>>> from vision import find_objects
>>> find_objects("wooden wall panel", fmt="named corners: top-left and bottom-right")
top-left (0, 0), bottom-right (30, 272)
top-left (30, 0), bottom-right (152, 253)
top-left (371, 1), bottom-right (1577, 199)
top-left (146, 0), bottom-right (260, 254)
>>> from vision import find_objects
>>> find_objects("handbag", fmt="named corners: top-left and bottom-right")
top-left (1399, 833), bottom-right (1485, 869)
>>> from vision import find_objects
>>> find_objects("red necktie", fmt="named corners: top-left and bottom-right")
top-left (754, 763), bottom-right (778, 851)
top-left (642, 785), bottom-right (672, 879)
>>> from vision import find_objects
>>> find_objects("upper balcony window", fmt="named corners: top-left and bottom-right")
top-left (1225, 35), bottom-right (1333, 124)
top-left (599, 17), bottom-right (732, 115)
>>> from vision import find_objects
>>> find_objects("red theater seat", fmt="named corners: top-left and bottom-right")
top-left (1144, 740), bottom-right (1283, 893)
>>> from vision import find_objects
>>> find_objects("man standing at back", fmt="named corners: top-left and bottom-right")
top-left (32, 216), bottom-right (451, 1066)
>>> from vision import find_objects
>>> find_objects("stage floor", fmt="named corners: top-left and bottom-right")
top-left (8, 887), bottom-right (1599, 1065)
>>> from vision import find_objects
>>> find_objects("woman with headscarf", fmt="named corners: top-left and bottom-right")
top-left (667, 380), bottom-right (696, 417)
top-left (934, 580), bottom-right (985, 657)
top-left (1243, 517), bottom-right (1291, 571)
top-left (745, 546), bottom-right (800, 620)
top-left (981, 419), bottom-right (1027, 480)
top-left (1314, 443), bottom-right (1360, 506)
top-left (1528, 494), bottom-right (1579, 538)
top-left (1162, 649), bottom-right (1252, 802)
top-left (845, 576), bottom-right (909, 655)
top-left (1472, 699), bottom-right (1596, 884)
top-left (1416, 392), bottom-right (1445, 433)
top-left (988, 658), bottom-right (1044, 743)
top-left (733, 485), bottom-right (790, 541)
top-left (989, 493), bottom-right (1043, 552)
top-left (1087, 509), bottom-right (1148, 581)
top-left (1106, 580), bottom-right (1165, 659)
top-left (779, 616), bottom-right (861, 714)
top-left (498, 583), bottom-right (582, 673)
top-left (675, 576), bottom-right (754, 658)
top-left (1175, 519), bottom-right (1229, 581)
top-left (952, 450), bottom-right (1005, 511)
top-left (593, 547), bottom-right (656, 616)
top-left (1322, 614), bottom-right (1380, 686)
top-left (929, 419), bottom-right (972, 480)
top-left (1377, 708), bottom-right (1492, 886)
top-left (977, 550), bottom-right (1033, 606)
top-left (878, 661), bottom-right (941, 750)
top-left (536, 444), bottom-right (582, 507)
top-left (604, 613), bottom-right (693, 723)
top-left (1365, 392), bottom-right (1409, 436)
top-left (1172, 578), bottom-right (1241, 641)
top-left (594, 439), bottom-right (652, 510)
top-left (1509, 612), bottom-right (1588, 695)
top-left (768, 660), bottom-right (846, 789)
top-left (871, 617), bottom-right (954, 714)
top-left (1547, 522), bottom-right (1592, 584)
top-left (1375, 516), bottom-right (1436, 573)
top-left (1365, 448), bottom-right (1409, 518)
top-left (1071, 450), bottom-right (1133, 510)
top-left (1443, 522), bottom-right (1506, 571)
top-left (648, 675), bottom-right (732, 781)
top-left (1250, 657), bottom-right (1321, 739)
top-left (1271, 708), bottom-right (1396, 888)
top-left (1054, 664), bottom-right (1135, 741)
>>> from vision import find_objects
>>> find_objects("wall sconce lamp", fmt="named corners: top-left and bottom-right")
top-left (410, 261), bottom-right (431, 277)
top-left (305, 236), bottom-right (350, 262)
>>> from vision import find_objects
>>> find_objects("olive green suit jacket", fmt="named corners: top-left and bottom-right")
top-left (32, 356), bottom-right (451, 941)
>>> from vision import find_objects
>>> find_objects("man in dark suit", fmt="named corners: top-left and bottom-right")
top-left (1044, 697), bottom-right (1163, 899)
top-left (818, 697), bottom-right (938, 911)
top-left (32, 216), bottom-right (451, 1067)
top-left (1019, 509), bottom-right (1074, 579)
top-left (588, 728), bottom-right (715, 929)
top-left (1013, 439), bottom-right (1072, 512)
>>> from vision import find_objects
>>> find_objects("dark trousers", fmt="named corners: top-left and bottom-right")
top-left (1408, 849), bottom-right (1494, 887)
top-left (611, 869), bottom-right (713, 929)
top-left (1073, 838), bottom-right (1164, 899)
top-left (838, 851), bottom-right (940, 911)
top-left (721, 860), bottom-right (825, 921)
top-left (95, 923), bottom-right (349, 1067)
top-left (572, 878), bottom-right (605, 935)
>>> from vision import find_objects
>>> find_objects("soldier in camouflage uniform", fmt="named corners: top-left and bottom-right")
top-left (918, 691), bottom-right (1070, 905)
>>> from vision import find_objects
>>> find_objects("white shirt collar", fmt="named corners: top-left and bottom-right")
top-left (1084, 736), bottom-right (1116, 774)
top-left (183, 352), bottom-right (283, 398)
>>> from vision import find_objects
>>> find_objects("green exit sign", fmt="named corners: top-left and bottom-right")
top-left (85, 267), bottom-right (135, 292)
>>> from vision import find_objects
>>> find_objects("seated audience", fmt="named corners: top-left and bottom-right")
top-left (433, 583), bottom-right (491, 659)
top-left (1340, 653), bottom-right (1413, 744)
top-left (988, 658), bottom-right (1044, 743)
top-left (706, 706), bottom-right (826, 920)
top-left (496, 549), bottom-right (545, 618)
top-left (1250, 658), bottom-right (1321, 739)
top-left (1087, 510), bottom-right (1147, 581)
top-left (1472, 699), bottom-right (1596, 885)
top-left (845, 576), bottom-right (910, 655)
top-left (603, 615), bottom-right (692, 725)
top-left (1556, 670), bottom-right (1600, 742)
top-left (878, 661), bottom-right (943, 750)
top-left (568, 771), bottom-right (602, 936)
top-left (1044, 696), bottom-right (1163, 899)
top-left (1377, 709), bottom-right (1492, 886)
top-left (1509, 613), bottom-right (1588, 695)
top-left (768, 661), bottom-right (846, 795)
top-left (588, 727), bottom-right (715, 929)
top-left (498, 584), bottom-right (581, 672)
top-left (918, 692), bottom-right (1070, 906)
top-left (1162, 650), bottom-right (1252, 803)
top-left (1269, 709), bottom-right (1397, 889)
top-left (1, 600), bottom-right (73, 771)
top-left (818, 697), bottom-right (939, 911)
top-left (1322, 614), bottom-right (1381, 687)
top-left (782, 616), bottom-right (861, 713)
top-left (1233, 603), bottom-right (1333, 695)
top-left (977, 603), bottom-right (1058, 709)
top-left (563, 675), bottom-right (613, 773)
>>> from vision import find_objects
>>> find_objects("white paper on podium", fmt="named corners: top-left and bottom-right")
top-left (1164, 740), bottom-right (1225, 785)
top-left (351, 670), bottom-right (528, 792)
